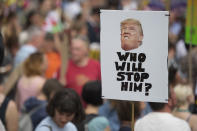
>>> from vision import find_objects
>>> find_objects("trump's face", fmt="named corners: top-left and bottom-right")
top-left (121, 23), bottom-right (143, 51)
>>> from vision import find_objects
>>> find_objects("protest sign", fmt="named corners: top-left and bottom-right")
top-left (100, 10), bottom-right (169, 103)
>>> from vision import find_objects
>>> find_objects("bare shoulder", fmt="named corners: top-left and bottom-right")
top-left (6, 99), bottom-right (18, 118)
top-left (5, 99), bottom-right (18, 131)
top-left (191, 114), bottom-right (197, 121)
top-left (5, 99), bottom-right (18, 119)
top-left (8, 100), bottom-right (17, 109)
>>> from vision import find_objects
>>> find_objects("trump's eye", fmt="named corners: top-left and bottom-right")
top-left (121, 27), bottom-right (127, 30)
top-left (121, 26), bottom-right (137, 32)
top-left (128, 27), bottom-right (136, 31)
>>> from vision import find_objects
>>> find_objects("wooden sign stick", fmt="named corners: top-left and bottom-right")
top-left (131, 102), bottom-right (135, 131)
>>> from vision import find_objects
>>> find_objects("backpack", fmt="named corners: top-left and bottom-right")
top-left (19, 104), bottom-right (46, 131)
top-left (84, 114), bottom-right (98, 131)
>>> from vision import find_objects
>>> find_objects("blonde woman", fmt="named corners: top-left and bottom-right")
top-left (15, 52), bottom-right (47, 111)
top-left (173, 84), bottom-right (197, 131)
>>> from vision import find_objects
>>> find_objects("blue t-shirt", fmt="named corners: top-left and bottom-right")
top-left (35, 117), bottom-right (77, 131)
top-left (99, 100), bottom-right (120, 131)
top-left (14, 44), bottom-right (37, 67)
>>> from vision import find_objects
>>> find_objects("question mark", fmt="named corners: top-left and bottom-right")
top-left (145, 83), bottom-right (152, 96)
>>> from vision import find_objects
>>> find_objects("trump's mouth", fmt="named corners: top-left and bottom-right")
top-left (124, 36), bottom-right (129, 40)
top-left (122, 33), bottom-right (131, 40)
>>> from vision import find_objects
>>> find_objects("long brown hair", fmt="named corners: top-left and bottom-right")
top-left (23, 52), bottom-right (45, 77)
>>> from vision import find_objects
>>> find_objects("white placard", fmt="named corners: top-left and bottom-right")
top-left (100, 10), bottom-right (169, 103)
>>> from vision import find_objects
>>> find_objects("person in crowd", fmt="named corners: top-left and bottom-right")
top-left (3, 22), bottom-right (45, 97)
top-left (15, 52), bottom-right (47, 111)
top-left (14, 27), bottom-right (44, 67)
top-left (169, 10), bottom-right (182, 44)
top-left (0, 32), bottom-right (18, 131)
top-left (38, 0), bottom-right (52, 17)
top-left (42, 0), bottom-right (65, 33)
top-left (63, 0), bottom-right (81, 20)
top-left (24, 10), bottom-right (44, 30)
top-left (35, 88), bottom-right (85, 131)
top-left (99, 100), bottom-right (120, 131)
top-left (174, 23), bottom-right (187, 63)
top-left (0, 39), bottom-right (13, 83)
top-left (82, 80), bottom-right (110, 131)
top-left (135, 87), bottom-right (191, 131)
top-left (116, 101), bottom-right (141, 131)
top-left (0, 77), bottom-right (18, 131)
top-left (0, 13), bottom-right (19, 83)
top-left (19, 10), bottom-right (44, 46)
top-left (99, 100), bottom-right (146, 131)
top-left (180, 47), bottom-right (197, 95)
top-left (64, 36), bottom-right (101, 96)
top-left (1, 12), bottom-right (20, 57)
top-left (140, 102), bottom-right (152, 118)
top-left (173, 84), bottom-right (197, 131)
top-left (23, 78), bottom-right (63, 129)
top-left (43, 33), bottom-right (61, 78)
top-left (71, 21), bottom-right (88, 40)
top-left (168, 43), bottom-right (177, 70)
top-left (86, 7), bottom-right (100, 44)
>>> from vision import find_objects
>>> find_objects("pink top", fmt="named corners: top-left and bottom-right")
top-left (15, 75), bottom-right (46, 111)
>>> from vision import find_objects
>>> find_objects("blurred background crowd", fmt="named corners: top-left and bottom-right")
top-left (0, 0), bottom-right (197, 131)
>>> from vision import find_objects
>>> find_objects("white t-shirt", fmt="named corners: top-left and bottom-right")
top-left (14, 44), bottom-right (37, 67)
top-left (176, 39), bottom-right (187, 61)
top-left (135, 112), bottom-right (191, 131)
top-left (35, 116), bottom-right (77, 131)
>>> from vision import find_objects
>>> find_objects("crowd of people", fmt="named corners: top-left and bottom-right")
top-left (0, 0), bottom-right (197, 131)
